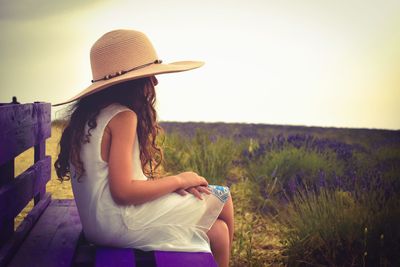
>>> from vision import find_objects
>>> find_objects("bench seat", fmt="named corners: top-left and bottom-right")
top-left (7, 198), bottom-right (82, 267)
top-left (0, 102), bottom-right (217, 267)
top-left (6, 199), bottom-right (217, 267)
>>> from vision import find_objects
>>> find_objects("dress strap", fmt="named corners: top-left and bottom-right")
top-left (84, 103), bottom-right (132, 165)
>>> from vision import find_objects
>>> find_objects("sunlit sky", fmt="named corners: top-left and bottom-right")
top-left (0, 0), bottom-right (399, 130)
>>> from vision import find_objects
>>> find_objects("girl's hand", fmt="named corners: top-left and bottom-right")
top-left (175, 185), bottom-right (212, 200)
top-left (177, 171), bottom-right (208, 188)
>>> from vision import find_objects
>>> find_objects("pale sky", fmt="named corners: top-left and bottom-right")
top-left (0, 0), bottom-right (399, 130)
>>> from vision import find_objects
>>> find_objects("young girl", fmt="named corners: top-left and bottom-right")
top-left (54, 29), bottom-right (234, 267)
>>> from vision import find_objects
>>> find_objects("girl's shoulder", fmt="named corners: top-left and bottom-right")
top-left (95, 103), bottom-right (137, 132)
top-left (100, 103), bottom-right (136, 118)
top-left (104, 103), bottom-right (137, 132)
top-left (106, 109), bottom-right (137, 151)
top-left (102, 102), bottom-right (131, 113)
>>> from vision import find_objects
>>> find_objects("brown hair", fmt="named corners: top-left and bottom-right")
top-left (54, 77), bottom-right (163, 182)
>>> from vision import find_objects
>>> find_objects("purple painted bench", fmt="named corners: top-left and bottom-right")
top-left (0, 102), bottom-right (217, 267)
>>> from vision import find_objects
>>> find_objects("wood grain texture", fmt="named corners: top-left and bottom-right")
top-left (154, 251), bottom-right (218, 267)
top-left (95, 248), bottom-right (136, 267)
top-left (0, 156), bottom-right (51, 221)
top-left (34, 140), bottom-right (47, 205)
top-left (0, 193), bottom-right (51, 267)
top-left (95, 248), bottom-right (217, 267)
top-left (0, 159), bottom-right (14, 186)
top-left (0, 103), bottom-right (51, 165)
top-left (7, 199), bottom-right (82, 267)
top-left (0, 159), bottom-right (15, 245)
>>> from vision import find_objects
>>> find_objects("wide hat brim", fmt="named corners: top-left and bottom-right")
top-left (52, 60), bottom-right (204, 107)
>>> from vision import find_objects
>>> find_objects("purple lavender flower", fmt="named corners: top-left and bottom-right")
top-left (287, 177), bottom-right (297, 196)
top-left (318, 170), bottom-right (327, 189)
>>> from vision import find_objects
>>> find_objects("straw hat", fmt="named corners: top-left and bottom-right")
top-left (53, 29), bottom-right (204, 106)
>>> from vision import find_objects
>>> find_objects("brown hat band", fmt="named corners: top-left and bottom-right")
top-left (91, 59), bottom-right (163, 83)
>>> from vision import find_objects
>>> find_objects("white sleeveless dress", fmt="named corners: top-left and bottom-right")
top-left (70, 103), bottom-right (230, 252)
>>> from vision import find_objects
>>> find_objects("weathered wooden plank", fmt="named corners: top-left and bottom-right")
top-left (34, 140), bottom-right (46, 163)
top-left (95, 248), bottom-right (136, 267)
top-left (154, 251), bottom-right (217, 267)
top-left (0, 102), bottom-right (50, 132)
top-left (34, 140), bottom-right (46, 205)
top-left (0, 159), bottom-right (15, 245)
top-left (43, 199), bottom-right (82, 267)
top-left (0, 193), bottom-right (51, 267)
top-left (0, 103), bottom-right (51, 165)
top-left (0, 159), bottom-right (14, 186)
top-left (0, 156), bottom-right (51, 222)
top-left (95, 248), bottom-right (217, 267)
top-left (8, 199), bottom-right (82, 267)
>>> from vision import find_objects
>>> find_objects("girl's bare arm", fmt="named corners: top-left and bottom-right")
top-left (107, 110), bottom-right (207, 205)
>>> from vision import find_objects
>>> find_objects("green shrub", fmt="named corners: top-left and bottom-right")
top-left (246, 146), bottom-right (346, 200)
top-left (274, 184), bottom-right (400, 266)
top-left (161, 131), bottom-right (188, 174)
top-left (162, 130), bottom-right (239, 185)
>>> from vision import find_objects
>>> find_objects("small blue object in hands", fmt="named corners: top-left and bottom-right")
top-left (208, 185), bottom-right (230, 203)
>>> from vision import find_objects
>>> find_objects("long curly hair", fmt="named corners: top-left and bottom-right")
top-left (54, 77), bottom-right (163, 182)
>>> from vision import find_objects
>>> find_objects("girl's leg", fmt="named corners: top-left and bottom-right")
top-left (206, 195), bottom-right (234, 267)
top-left (207, 219), bottom-right (229, 267)
top-left (217, 195), bottom-right (234, 249)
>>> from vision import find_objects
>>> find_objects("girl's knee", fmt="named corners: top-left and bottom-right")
top-left (224, 194), bottom-right (233, 209)
top-left (207, 220), bottom-right (229, 250)
top-left (220, 196), bottom-right (234, 220)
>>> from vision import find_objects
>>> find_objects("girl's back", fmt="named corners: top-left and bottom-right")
top-left (70, 103), bottom-right (145, 245)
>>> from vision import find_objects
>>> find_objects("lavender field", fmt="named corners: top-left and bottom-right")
top-left (16, 121), bottom-right (400, 266)
top-left (160, 122), bottom-right (400, 266)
